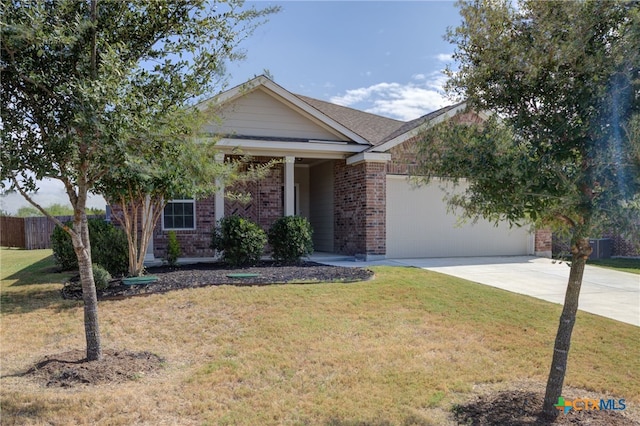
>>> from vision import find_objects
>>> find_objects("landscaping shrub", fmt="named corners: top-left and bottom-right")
top-left (51, 219), bottom-right (129, 276)
top-left (211, 215), bottom-right (266, 266)
top-left (51, 225), bottom-right (77, 271)
top-left (268, 216), bottom-right (314, 264)
top-left (92, 264), bottom-right (111, 290)
top-left (166, 231), bottom-right (181, 267)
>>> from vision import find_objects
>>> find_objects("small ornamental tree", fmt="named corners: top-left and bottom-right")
top-left (166, 231), bottom-right (181, 267)
top-left (415, 0), bottom-right (639, 419)
top-left (97, 140), bottom-right (279, 277)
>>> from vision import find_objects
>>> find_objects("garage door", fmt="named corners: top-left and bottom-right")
top-left (386, 176), bottom-right (531, 258)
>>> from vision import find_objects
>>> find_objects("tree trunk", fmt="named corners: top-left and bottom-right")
top-left (542, 237), bottom-right (592, 418)
top-left (73, 210), bottom-right (102, 361)
top-left (113, 194), bottom-right (164, 277)
top-left (136, 196), bottom-right (164, 275)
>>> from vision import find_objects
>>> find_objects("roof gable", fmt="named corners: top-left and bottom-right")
top-left (203, 87), bottom-right (347, 142)
top-left (199, 76), bottom-right (371, 145)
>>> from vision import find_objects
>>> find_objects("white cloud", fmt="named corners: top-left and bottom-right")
top-left (330, 71), bottom-right (451, 121)
top-left (0, 178), bottom-right (106, 215)
top-left (435, 53), bottom-right (453, 62)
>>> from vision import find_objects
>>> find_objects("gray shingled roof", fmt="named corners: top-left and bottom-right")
top-left (296, 94), bottom-right (466, 148)
top-left (295, 94), bottom-right (405, 146)
top-left (373, 101), bottom-right (467, 147)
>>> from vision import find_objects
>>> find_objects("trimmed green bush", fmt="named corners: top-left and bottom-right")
top-left (211, 215), bottom-right (266, 267)
top-left (51, 224), bottom-right (77, 271)
top-left (166, 230), bottom-right (181, 267)
top-left (92, 264), bottom-right (112, 290)
top-left (268, 216), bottom-right (314, 264)
top-left (51, 219), bottom-right (129, 276)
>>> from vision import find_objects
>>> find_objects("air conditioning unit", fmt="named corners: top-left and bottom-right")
top-left (589, 238), bottom-right (612, 260)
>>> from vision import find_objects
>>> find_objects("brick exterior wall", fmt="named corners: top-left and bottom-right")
top-left (224, 162), bottom-right (284, 231)
top-left (534, 228), bottom-right (552, 257)
top-left (387, 136), bottom-right (419, 176)
top-left (153, 197), bottom-right (216, 258)
top-left (334, 160), bottom-right (386, 257)
top-left (153, 158), bottom-right (284, 258)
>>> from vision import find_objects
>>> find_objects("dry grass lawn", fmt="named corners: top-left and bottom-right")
top-left (1, 248), bottom-right (639, 425)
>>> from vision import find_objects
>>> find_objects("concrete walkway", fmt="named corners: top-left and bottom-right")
top-left (313, 255), bottom-right (640, 327)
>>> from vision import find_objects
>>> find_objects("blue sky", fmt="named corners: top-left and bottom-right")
top-left (226, 1), bottom-right (462, 121)
top-left (1, 1), bottom-right (463, 214)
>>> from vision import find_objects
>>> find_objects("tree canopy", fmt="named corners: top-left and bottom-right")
top-left (1, 0), bottom-right (279, 360)
top-left (14, 203), bottom-right (104, 217)
top-left (414, 0), bottom-right (639, 418)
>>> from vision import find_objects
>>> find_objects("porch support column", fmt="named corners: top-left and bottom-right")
top-left (214, 153), bottom-right (225, 223)
top-left (344, 152), bottom-right (391, 261)
top-left (284, 156), bottom-right (295, 216)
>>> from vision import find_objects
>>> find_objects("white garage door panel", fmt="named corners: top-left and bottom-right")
top-left (386, 177), bottom-right (530, 258)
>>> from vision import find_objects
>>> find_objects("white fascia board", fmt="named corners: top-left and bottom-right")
top-left (371, 102), bottom-right (470, 153)
top-left (346, 152), bottom-right (391, 165)
top-left (195, 75), bottom-right (268, 111)
top-left (212, 138), bottom-right (366, 159)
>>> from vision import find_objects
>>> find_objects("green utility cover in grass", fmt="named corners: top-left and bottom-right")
top-left (226, 273), bottom-right (261, 279)
top-left (122, 276), bottom-right (159, 286)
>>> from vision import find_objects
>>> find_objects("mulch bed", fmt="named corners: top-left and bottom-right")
top-left (61, 260), bottom-right (374, 300)
top-left (25, 349), bottom-right (164, 388)
top-left (453, 388), bottom-right (637, 425)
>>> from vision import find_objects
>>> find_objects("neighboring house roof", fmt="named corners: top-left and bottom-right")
top-left (294, 95), bottom-right (405, 146)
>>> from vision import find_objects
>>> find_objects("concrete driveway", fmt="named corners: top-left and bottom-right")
top-left (316, 255), bottom-right (639, 326)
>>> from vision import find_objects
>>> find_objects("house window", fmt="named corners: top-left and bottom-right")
top-left (163, 198), bottom-right (195, 230)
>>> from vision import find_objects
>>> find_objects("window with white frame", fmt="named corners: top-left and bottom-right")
top-left (163, 198), bottom-right (195, 230)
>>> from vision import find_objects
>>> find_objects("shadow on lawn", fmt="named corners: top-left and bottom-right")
top-left (0, 288), bottom-right (79, 315)
top-left (2, 254), bottom-right (72, 287)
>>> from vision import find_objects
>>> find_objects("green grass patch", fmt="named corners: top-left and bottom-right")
top-left (1, 247), bottom-right (76, 313)
top-left (588, 257), bottom-right (640, 274)
top-left (1, 247), bottom-right (74, 284)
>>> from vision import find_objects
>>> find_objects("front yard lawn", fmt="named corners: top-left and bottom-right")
top-left (1, 248), bottom-right (639, 425)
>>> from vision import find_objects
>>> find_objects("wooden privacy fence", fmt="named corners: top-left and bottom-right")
top-left (0, 215), bottom-right (105, 250)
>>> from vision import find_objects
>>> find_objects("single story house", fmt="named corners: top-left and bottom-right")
top-left (145, 75), bottom-right (551, 261)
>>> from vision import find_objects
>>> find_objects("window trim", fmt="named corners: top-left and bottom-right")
top-left (162, 198), bottom-right (196, 231)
